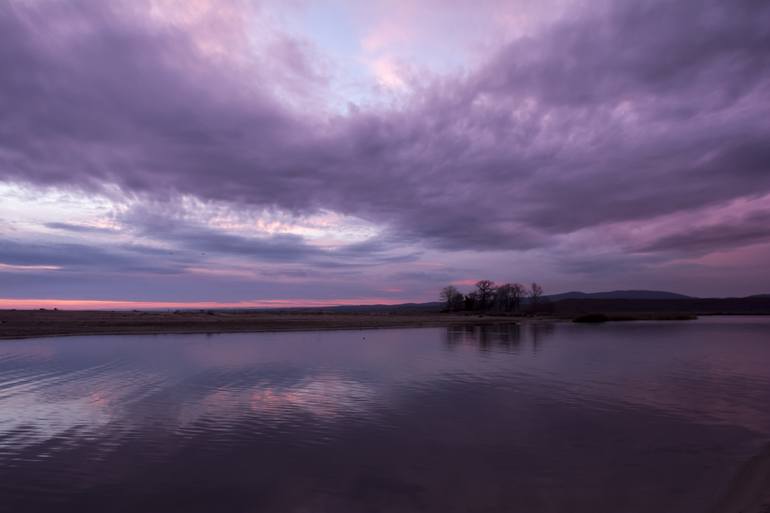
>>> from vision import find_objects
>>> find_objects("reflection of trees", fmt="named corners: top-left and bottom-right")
top-left (527, 322), bottom-right (554, 352)
top-left (444, 322), bottom-right (555, 352)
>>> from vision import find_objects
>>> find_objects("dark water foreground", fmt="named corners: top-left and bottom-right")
top-left (1, 317), bottom-right (769, 513)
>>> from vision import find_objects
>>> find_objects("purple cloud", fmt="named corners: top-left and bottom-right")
top-left (1, 0), bottom-right (770, 301)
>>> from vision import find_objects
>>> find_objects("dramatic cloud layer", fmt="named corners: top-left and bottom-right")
top-left (1, 0), bottom-right (770, 304)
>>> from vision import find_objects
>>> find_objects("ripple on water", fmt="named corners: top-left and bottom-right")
top-left (0, 322), bottom-right (768, 513)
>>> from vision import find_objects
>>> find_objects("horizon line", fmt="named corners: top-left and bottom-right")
top-left (0, 298), bottom-right (414, 311)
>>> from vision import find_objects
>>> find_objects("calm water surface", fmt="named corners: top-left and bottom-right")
top-left (1, 317), bottom-right (769, 512)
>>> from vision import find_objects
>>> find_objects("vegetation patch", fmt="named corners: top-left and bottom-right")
top-left (573, 313), bottom-right (610, 323)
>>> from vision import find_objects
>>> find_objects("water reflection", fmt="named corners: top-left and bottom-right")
top-left (0, 318), bottom-right (768, 513)
top-left (444, 322), bottom-right (554, 352)
top-left (175, 375), bottom-right (375, 429)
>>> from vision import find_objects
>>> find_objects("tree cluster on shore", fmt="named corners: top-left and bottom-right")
top-left (440, 281), bottom-right (547, 314)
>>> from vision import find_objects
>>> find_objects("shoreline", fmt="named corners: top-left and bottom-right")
top-left (0, 309), bottom-right (741, 341)
top-left (0, 310), bottom-right (531, 341)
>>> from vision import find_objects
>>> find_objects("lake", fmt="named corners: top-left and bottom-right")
top-left (1, 317), bottom-right (769, 512)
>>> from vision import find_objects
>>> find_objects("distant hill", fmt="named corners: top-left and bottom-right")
top-left (544, 290), bottom-right (691, 301)
top-left (211, 290), bottom-right (770, 316)
top-left (270, 291), bottom-right (691, 312)
top-left (319, 291), bottom-right (767, 316)
top-left (552, 297), bottom-right (770, 316)
top-left (246, 291), bottom-right (692, 314)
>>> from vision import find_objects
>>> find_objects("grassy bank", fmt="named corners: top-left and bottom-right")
top-left (0, 310), bottom-right (524, 340)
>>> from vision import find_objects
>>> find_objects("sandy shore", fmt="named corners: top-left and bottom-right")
top-left (0, 309), bottom-right (523, 340)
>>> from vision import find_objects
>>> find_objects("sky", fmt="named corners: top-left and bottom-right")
top-left (1, 0), bottom-right (770, 308)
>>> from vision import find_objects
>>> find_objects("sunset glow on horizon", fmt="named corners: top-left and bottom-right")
top-left (0, 297), bottom-right (410, 311)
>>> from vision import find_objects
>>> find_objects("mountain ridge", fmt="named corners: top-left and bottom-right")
top-left (544, 290), bottom-right (691, 301)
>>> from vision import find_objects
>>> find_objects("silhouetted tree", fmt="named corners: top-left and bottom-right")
top-left (510, 283), bottom-right (525, 313)
top-left (475, 280), bottom-right (496, 311)
top-left (440, 285), bottom-right (464, 311)
top-left (528, 282), bottom-right (544, 312)
top-left (494, 283), bottom-right (513, 312)
top-left (464, 292), bottom-right (478, 311)
top-left (439, 281), bottom-right (545, 314)
top-left (492, 283), bottom-right (527, 313)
